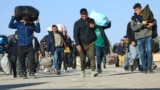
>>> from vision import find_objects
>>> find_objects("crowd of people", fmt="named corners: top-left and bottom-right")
top-left (0, 3), bottom-right (158, 79)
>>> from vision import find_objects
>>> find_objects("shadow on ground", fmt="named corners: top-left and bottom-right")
top-left (0, 82), bottom-right (47, 89)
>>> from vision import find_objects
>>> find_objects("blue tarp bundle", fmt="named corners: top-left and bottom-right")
top-left (89, 10), bottom-right (109, 26)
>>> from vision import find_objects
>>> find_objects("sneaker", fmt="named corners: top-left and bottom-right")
top-left (13, 74), bottom-right (17, 78)
top-left (91, 71), bottom-right (98, 77)
top-left (152, 65), bottom-right (157, 70)
top-left (64, 69), bottom-right (68, 73)
top-left (56, 70), bottom-right (61, 75)
top-left (103, 64), bottom-right (106, 69)
top-left (22, 73), bottom-right (27, 79)
top-left (129, 65), bottom-right (135, 72)
top-left (147, 68), bottom-right (153, 73)
top-left (141, 69), bottom-right (147, 74)
top-left (138, 68), bottom-right (143, 72)
top-left (29, 73), bottom-right (37, 78)
top-left (51, 68), bottom-right (56, 74)
top-left (81, 71), bottom-right (85, 77)
top-left (44, 68), bottom-right (50, 72)
top-left (13, 76), bottom-right (17, 78)
top-left (18, 73), bottom-right (23, 77)
top-left (97, 69), bottom-right (102, 74)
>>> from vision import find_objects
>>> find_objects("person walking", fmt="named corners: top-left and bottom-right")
top-left (131, 3), bottom-right (156, 73)
top-left (63, 30), bottom-right (72, 72)
top-left (94, 19), bottom-right (111, 73)
top-left (7, 31), bottom-right (18, 78)
top-left (8, 15), bottom-right (41, 78)
top-left (46, 25), bottom-right (65, 75)
top-left (32, 33), bottom-right (42, 72)
top-left (73, 8), bottom-right (98, 77)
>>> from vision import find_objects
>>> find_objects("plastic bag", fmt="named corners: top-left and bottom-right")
top-left (47, 24), bottom-right (67, 32)
top-left (41, 56), bottom-right (53, 67)
top-left (1, 55), bottom-right (11, 74)
top-left (89, 10), bottom-right (109, 26)
top-left (14, 6), bottom-right (39, 22)
top-left (56, 24), bottom-right (67, 32)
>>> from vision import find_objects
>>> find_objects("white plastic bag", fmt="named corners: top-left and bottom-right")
top-left (89, 9), bottom-right (109, 26)
top-left (1, 54), bottom-right (11, 74)
top-left (41, 56), bottom-right (53, 68)
top-left (47, 24), bottom-right (67, 32)
top-left (56, 24), bottom-right (67, 32)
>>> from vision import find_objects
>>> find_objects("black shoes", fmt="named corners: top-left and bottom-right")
top-left (130, 65), bottom-right (136, 72)
top-left (140, 68), bottom-right (153, 74)
top-left (103, 64), bottom-right (106, 69)
top-left (13, 74), bottom-right (17, 78)
top-left (142, 69), bottom-right (147, 74)
top-left (13, 75), bottom-right (17, 78)
top-left (152, 65), bottom-right (157, 70)
top-left (55, 70), bottom-right (61, 75)
top-left (22, 73), bottom-right (27, 79)
top-left (147, 68), bottom-right (153, 73)
top-left (29, 73), bottom-right (37, 78)
top-left (97, 69), bottom-right (102, 74)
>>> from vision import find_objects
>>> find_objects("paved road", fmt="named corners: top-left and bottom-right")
top-left (0, 62), bottom-right (160, 90)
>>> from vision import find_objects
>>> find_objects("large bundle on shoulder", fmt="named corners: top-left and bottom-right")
top-left (142, 4), bottom-right (158, 39)
top-left (142, 4), bottom-right (153, 22)
top-left (47, 24), bottom-right (67, 32)
top-left (14, 6), bottom-right (39, 22)
top-left (89, 9), bottom-right (109, 26)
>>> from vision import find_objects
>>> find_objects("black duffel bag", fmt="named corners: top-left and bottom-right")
top-left (14, 6), bottom-right (39, 22)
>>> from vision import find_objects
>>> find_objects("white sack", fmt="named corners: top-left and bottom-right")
top-left (1, 55), bottom-right (11, 74)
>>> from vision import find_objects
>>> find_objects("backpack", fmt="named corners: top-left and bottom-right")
top-left (152, 40), bottom-right (159, 53)
top-left (126, 22), bottom-right (135, 42)
top-left (0, 36), bottom-right (4, 45)
top-left (152, 22), bottom-right (158, 39)
top-left (0, 35), bottom-right (8, 45)
top-left (112, 43), bottom-right (119, 53)
top-left (0, 35), bottom-right (8, 53)
top-left (116, 44), bottom-right (126, 55)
